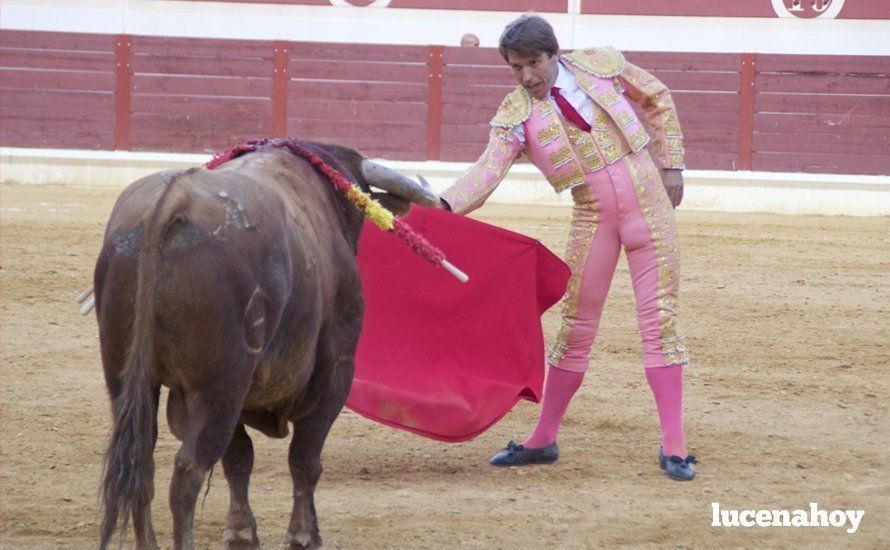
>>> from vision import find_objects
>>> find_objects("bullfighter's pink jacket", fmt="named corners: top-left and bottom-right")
top-left (441, 46), bottom-right (685, 215)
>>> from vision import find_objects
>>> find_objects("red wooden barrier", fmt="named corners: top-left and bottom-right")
top-left (285, 42), bottom-right (429, 160)
top-left (0, 30), bottom-right (886, 175)
top-left (751, 54), bottom-right (890, 174)
top-left (0, 30), bottom-right (116, 149)
top-left (128, 35), bottom-right (274, 153)
top-left (440, 46), bottom-right (514, 162)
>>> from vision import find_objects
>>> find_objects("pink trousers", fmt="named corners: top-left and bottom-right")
top-left (546, 151), bottom-right (688, 372)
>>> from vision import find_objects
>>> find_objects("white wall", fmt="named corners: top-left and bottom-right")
top-left (3, 148), bottom-right (889, 216)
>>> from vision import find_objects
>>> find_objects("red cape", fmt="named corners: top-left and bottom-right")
top-left (347, 207), bottom-right (570, 442)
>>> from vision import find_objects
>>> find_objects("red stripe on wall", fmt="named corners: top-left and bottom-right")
top-left (737, 53), bottom-right (756, 171)
top-left (114, 35), bottom-right (132, 150)
top-left (426, 45), bottom-right (443, 160)
top-left (273, 40), bottom-right (288, 137)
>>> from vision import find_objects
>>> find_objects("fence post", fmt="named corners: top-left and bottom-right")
top-left (273, 40), bottom-right (288, 138)
top-left (737, 53), bottom-right (756, 171)
top-left (114, 34), bottom-right (132, 150)
top-left (426, 45), bottom-right (443, 161)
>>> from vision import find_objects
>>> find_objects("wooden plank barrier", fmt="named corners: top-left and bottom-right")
top-left (439, 46), bottom-right (515, 162)
top-left (285, 42), bottom-right (429, 160)
top-left (0, 30), bottom-right (117, 150)
top-left (0, 30), bottom-right (886, 175)
top-left (751, 54), bottom-right (890, 175)
top-left (128, 35), bottom-right (274, 153)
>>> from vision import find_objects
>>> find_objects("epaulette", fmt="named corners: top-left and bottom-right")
top-left (490, 86), bottom-right (532, 129)
top-left (562, 46), bottom-right (626, 78)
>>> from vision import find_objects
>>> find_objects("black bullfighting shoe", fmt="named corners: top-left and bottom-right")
top-left (490, 440), bottom-right (559, 467)
top-left (659, 447), bottom-right (698, 481)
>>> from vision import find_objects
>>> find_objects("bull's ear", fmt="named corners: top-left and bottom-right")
top-left (371, 192), bottom-right (412, 217)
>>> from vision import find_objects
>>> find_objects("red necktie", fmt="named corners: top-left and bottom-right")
top-left (551, 86), bottom-right (591, 132)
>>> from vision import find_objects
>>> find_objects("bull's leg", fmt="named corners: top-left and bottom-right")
top-left (285, 358), bottom-right (353, 550)
top-left (221, 423), bottom-right (260, 549)
top-left (169, 395), bottom-right (241, 550)
top-left (284, 416), bottom-right (330, 550)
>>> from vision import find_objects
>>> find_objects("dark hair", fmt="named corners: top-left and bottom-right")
top-left (498, 14), bottom-right (559, 61)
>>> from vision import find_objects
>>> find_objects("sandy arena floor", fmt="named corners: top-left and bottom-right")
top-left (1, 182), bottom-right (888, 549)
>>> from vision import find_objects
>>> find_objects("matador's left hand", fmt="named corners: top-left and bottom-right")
top-left (660, 169), bottom-right (684, 208)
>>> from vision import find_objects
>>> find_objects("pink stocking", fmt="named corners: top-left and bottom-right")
top-left (523, 365), bottom-right (585, 449)
top-left (645, 365), bottom-right (687, 457)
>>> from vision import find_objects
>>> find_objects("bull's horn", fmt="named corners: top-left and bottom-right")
top-left (417, 174), bottom-right (433, 192)
top-left (360, 161), bottom-right (440, 208)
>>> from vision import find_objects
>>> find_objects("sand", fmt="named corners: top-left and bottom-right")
top-left (1, 182), bottom-right (888, 548)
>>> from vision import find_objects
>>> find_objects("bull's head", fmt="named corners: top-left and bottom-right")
top-left (312, 142), bottom-right (440, 217)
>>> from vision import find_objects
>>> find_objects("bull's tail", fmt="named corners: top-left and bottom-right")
top-left (99, 173), bottom-right (189, 550)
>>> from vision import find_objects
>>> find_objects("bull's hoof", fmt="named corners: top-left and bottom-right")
top-left (284, 531), bottom-right (323, 549)
top-left (222, 526), bottom-right (261, 549)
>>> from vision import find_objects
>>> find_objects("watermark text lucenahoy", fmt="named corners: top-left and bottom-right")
top-left (711, 502), bottom-right (864, 533)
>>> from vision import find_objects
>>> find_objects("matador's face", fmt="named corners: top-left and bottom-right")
top-left (505, 50), bottom-right (559, 101)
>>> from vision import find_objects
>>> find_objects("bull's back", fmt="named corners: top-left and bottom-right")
top-left (96, 154), bottom-right (360, 407)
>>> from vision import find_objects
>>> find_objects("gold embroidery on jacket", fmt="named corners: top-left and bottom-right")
top-left (444, 126), bottom-right (520, 214)
top-left (594, 131), bottom-right (621, 164)
top-left (490, 86), bottom-right (532, 129)
top-left (592, 108), bottom-right (610, 130)
top-left (565, 126), bottom-right (604, 172)
top-left (561, 46), bottom-right (626, 78)
top-left (627, 127), bottom-right (650, 151)
top-left (615, 111), bottom-right (634, 128)
top-left (550, 167), bottom-right (586, 192)
top-left (549, 147), bottom-right (574, 170)
top-left (596, 89), bottom-right (620, 107)
top-left (619, 62), bottom-right (686, 168)
top-left (537, 121), bottom-right (562, 146)
top-left (539, 100), bottom-right (554, 117)
top-left (667, 137), bottom-right (684, 153)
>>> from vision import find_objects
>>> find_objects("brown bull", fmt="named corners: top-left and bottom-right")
top-left (96, 140), bottom-right (437, 549)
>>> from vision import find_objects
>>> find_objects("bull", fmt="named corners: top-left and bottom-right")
top-left (95, 140), bottom-right (439, 549)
